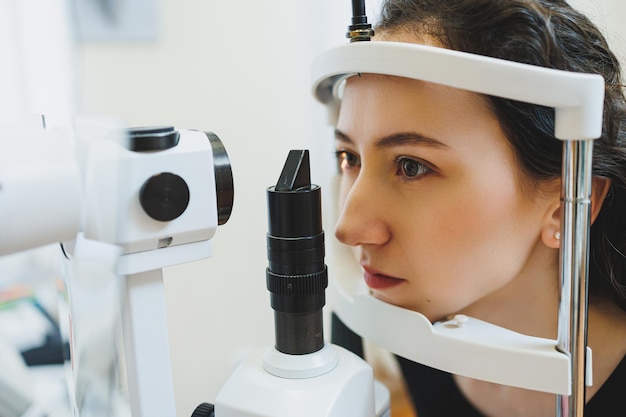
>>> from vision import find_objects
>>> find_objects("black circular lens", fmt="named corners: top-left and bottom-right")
top-left (203, 132), bottom-right (234, 225)
top-left (139, 172), bottom-right (190, 221)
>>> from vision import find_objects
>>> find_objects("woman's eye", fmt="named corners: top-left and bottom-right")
top-left (396, 157), bottom-right (431, 179)
top-left (335, 150), bottom-right (360, 172)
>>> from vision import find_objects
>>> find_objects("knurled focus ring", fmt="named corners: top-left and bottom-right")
top-left (266, 267), bottom-right (328, 296)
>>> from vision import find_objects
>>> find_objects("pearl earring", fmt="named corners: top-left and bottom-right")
top-left (555, 231), bottom-right (561, 240)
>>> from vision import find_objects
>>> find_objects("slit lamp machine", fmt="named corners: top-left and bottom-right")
top-left (200, 1), bottom-right (603, 416)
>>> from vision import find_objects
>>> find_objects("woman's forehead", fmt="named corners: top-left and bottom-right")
top-left (342, 72), bottom-right (491, 113)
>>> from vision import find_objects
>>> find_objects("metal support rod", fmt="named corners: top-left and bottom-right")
top-left (122, 268), bottom-right (177, 417)
top-left (556, 139), bottom-right (594, 417)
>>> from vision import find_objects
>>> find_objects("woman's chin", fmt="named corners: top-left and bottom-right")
top-left (370, 290), bottom-right (450, 323)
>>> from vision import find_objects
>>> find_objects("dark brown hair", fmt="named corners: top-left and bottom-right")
top-left (377, 0), bottom-right (626, 309)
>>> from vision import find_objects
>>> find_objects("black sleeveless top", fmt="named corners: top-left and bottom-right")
top-left (397, 353), bottom-right (626, 416)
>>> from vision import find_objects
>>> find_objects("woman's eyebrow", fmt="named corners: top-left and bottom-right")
top-left (334, 128), bottom-right (449, 149)
top-left (375, 132), bottom-right (449, 149)
top-left (334, 128), bottom-right (353, 144)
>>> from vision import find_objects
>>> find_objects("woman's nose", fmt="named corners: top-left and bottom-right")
top-left (334, 174), bottom-right (391, 247)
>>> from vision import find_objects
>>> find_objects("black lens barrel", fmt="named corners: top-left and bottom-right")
top-left (266, 150), bottom-right (327, 355)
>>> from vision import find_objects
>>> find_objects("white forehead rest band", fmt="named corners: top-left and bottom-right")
top-left (311, 41), bottom-right (604, 140)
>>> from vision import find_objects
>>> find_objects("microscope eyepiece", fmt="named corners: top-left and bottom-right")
top-left (266, 150), bottom-right (328, 355)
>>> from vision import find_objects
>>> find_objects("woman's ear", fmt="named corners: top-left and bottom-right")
top-left (540, 177), bottom-right (611, 249)
top-left (591, 177), bottom-right (611, 223)
top-left (541, 199), bottom-right (562, 249)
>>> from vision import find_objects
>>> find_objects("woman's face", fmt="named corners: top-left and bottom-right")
top-left (334, 72), bottom-right (558, 322)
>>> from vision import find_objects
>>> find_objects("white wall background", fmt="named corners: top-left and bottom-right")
top-left (2, 0), bottom-right (624, 416)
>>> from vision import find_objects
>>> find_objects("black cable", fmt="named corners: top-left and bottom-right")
top-left (351, 0), bottom-right (367, 24)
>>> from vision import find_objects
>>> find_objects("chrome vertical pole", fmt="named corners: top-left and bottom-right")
top-left (556, 139), bottom-right (594, 417)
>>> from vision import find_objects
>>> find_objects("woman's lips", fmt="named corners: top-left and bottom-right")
top-left (363, 268), bottom-right (405, 289)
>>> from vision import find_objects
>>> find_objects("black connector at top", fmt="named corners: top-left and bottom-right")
top-left (347, 0), bottom-right (374, 42)
top-left (266, 150), bottom-right (328, 355)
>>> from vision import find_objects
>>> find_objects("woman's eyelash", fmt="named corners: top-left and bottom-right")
top-left (394, 156), bottom-right (433, 179)
top-left (334, 150), bottom-right (433, 180)
top-left (335, 150), bottom-right (360, 170)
